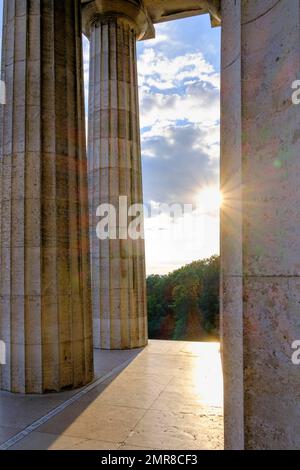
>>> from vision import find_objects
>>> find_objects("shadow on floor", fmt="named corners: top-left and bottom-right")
top-left (0, 347), bottom-right (143, 449)
top-left (1, 341), bottom-right (224, 450)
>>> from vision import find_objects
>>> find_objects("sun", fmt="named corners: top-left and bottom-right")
top-left (197, 186), bottom-right (223, 214)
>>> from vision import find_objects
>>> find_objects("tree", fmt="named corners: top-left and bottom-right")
top-left (146, 255), bottom-right (220, 341)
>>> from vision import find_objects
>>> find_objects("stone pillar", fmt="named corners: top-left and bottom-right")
top-left (82, 1), bottom-right (153, 350)
top-left (0, 0), bottom-right (93, 393)
top-left (220, 0), bottom-right (244, 451)
top-left (221, 0), bottom-right (300, 449)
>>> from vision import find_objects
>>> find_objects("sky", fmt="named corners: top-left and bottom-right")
top-left (135, 17), bottom-right (221, 274)
top-left (0, 4), bottom-right (221, 275)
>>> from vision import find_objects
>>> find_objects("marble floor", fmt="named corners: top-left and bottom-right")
top-left (0, 340), bottom-right (224, 450)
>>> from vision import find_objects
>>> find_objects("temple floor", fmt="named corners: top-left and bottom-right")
top-left (0, 340), bottom-right (224, 450)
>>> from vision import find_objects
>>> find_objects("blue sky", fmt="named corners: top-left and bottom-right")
top-left (136, 17), bottom-right (220, 205)
top-left (131, 15), bottom-right (220, 274)
top-left (135, 16), bottom-right (221, 273)
top-left (0, 4), bottom-right (221, 274)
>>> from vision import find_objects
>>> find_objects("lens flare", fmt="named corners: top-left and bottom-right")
top-left (197, 187), bottom-right (223, 214)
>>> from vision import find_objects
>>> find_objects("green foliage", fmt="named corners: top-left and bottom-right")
top-left (147, 255), bottom-right (220, 341)
top-left (147, 274), bottom-right (169, 337)
top-left (198, 256), bottom-right (220, 333)
top-left (171, 284), bottom-right (189, 339)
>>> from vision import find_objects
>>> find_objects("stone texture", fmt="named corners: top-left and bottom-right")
top-left (3, 340), bottom-right (223, 450)
top-left (10, 432), bottom-right (120, 451)
top-left (1, 0), bottom-right (299, 450)
top-left (81, 0), bottom-right (221, 28)
top-left (221, 0), bottom-right (300, 450)
top-left (0, 0), bottom-right (93, 393)
top-left (220, 0), bottom-right (244, 451)
top-left (84, 2), bottom-right (148, 349)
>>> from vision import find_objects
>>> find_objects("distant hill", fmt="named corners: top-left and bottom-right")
top-left (147, 255), bottom-right (220, 341)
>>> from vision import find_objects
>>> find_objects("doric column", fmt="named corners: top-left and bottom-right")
top-left (221, 0), bottom-right (300, 449)
top-left (82, 1), bottom-right (153, 350)
top-left (0, 0), bottom-right (93, 393)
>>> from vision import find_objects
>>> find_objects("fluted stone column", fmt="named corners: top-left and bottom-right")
top-left (221, 0), bottom-right (300, 449)
top-left (82, 1), bottom-right (152, 350)
top-left (0, 0), bottom-right (93, 393)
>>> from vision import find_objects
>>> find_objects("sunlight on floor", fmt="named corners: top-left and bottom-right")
top-left (187, 343), bottom-right (223, 407)
top-left (4, 341), bottom-right (224, 450)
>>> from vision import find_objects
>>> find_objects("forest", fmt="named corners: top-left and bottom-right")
top-left (147, 255), bottom-right (220, 341)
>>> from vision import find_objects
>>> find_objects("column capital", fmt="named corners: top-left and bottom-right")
top-left (82, 0), bottom-right (155, 40)
top-left (206, 0), bottom-right (221, 27)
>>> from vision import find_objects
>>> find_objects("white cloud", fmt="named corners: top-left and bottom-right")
top-left (142, 123), bottom-right (219, 205)
top-left (137, 30), bottom-right (221, 273)
top-left (140, 83), bottom-right (220, 129)
top-left (138, 48), bottom-right (219, 90)
top-left (145, 208), bottom-right (220, 275)
top-left (138, 48), bottom-right (220, 129)
top-left (143, 32), bottom-right (170, 48)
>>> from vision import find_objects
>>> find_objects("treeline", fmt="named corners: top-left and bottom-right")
top-left (147, 255), bottom-right (220, 341)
